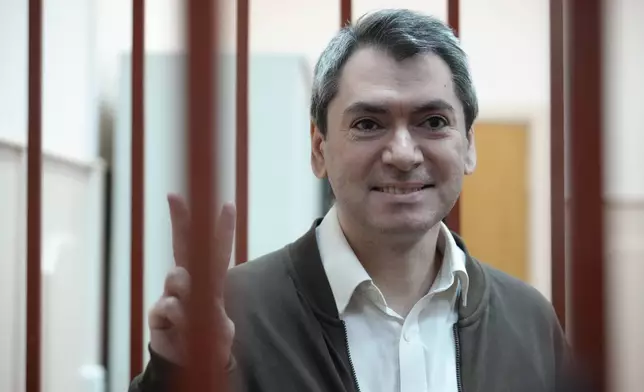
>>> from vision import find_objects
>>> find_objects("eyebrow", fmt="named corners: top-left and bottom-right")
top-left (343, 99), bottom-right (456, 116)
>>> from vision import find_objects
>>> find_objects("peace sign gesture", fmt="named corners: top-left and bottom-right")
top-left (148, 194), bottom-right (236, 367)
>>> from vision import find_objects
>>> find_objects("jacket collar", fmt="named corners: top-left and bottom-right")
top-left (286, 219), bottom-right (489, 325)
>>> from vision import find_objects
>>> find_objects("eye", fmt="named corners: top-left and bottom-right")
top-left (352, 119), bottom-right (382, 132)
top-left (421, 116), bottom-right (448, 130)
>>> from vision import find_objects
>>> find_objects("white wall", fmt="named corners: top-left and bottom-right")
top-left (0, 142), bottom-right (25, 392)
top-left (0, 139), bottom-right (107, 392)
top-left (0, 0), bottom-right (99, 162)
top-left (604, 0), bottom-right (644, 199)
top-left (1, 1), bottom-right (106, 391)
top-left (604, 0), bottom-right (644, 391)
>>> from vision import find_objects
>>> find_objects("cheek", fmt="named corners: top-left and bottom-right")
top-left (327, 161), bottom-right (360, 203)
top-left (327, 142), bottom-right (373, 179)
top-left (324, 143), bottom-right (359, 191)
top-left (424, 142), bottom-right (465, 180)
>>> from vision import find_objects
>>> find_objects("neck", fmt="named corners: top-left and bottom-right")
top-left (337, 212), bottom-right (442, 317)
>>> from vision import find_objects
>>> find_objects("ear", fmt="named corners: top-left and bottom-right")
top-left (310, 123), bottom-right (327, 179)
top-left (464, 128), bottom-right (477, 175)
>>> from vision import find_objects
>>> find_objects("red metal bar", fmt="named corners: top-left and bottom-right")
top-left (568, 0), bottom-right (606, 390)
top-left (235, 0), bottom-right (249, 265)
top-left (130, 0), bottom-right (145, 379)
top-left (447, 0), bottom-right (460, 35)
top-left (549, 0), bottom-right (566, 330)
top-left (185, 0), bottom-right (223, 390)
top-left (340, 0), bottom-right (351, 27)
top-left (26, 0), bottom-right (43, 390)
top-left (445, 0), bottom-right (461, 233)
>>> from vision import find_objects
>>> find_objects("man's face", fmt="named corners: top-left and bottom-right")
top-left (311, 47), bottom-right (476, 236)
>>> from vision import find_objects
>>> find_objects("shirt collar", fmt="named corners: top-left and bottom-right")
top-left (436, 218), bottom-right (469, 307)
top-left (316, 206), bottom-right (371, 314)
top-left (316, 205), bottom-right (470, 315)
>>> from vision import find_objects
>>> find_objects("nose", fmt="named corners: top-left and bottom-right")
top-left (381, 128), bottom-right (423, 171)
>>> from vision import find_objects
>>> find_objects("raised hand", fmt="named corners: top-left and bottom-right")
top-left (148, 193), bottom-right (236, 366)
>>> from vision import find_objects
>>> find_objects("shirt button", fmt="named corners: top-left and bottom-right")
top-left (403, 332), bottom-right (411, 342)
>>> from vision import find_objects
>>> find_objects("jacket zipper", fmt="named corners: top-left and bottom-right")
top-left (453, 323), bottom-right (464, 392)
top-left (342, 321), bottom-right (362, 392)
top-left (342, 321), bottom-right (463, 392)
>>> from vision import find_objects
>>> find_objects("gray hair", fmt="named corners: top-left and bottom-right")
top-left (310, 9), bottom-right (479, 136)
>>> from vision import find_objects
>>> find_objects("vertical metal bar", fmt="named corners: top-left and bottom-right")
top-left (445, 0), bottom-right (461, 233)
top-left (185, 0), bottom-right (223, 390)
top-left (130, 0), bottom-right (145, 379)
top-left (549, 0), bottom-right (566, 330)
top-left (447, 0), bottom-right (460, 34)
top-left (568, 0), bottom-right (606, 390)
top-left (340, 0), bottom-right (352, 26)
top-left (235, 0), bottom-right (249, 265)
top-left (26, 0), bottom-right (43, 390)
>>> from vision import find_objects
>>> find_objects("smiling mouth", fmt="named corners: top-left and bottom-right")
top-left (373, 184), bottom-right (434, 194)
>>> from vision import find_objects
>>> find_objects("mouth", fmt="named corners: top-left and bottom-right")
top-left (372, 184), bottom-right (434, 194)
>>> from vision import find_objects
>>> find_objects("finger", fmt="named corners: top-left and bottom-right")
top-left (212, 202), bottom-right (236, 297)
top-left (164, 266), bottom-right (191, 301)
top-left (149, 295), bottom-right (187, 331)
top-left (168, 193), bottom-right (190, 268)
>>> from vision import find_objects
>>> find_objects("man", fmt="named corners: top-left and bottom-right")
top-left (130, 9), bottom-right (576, 392)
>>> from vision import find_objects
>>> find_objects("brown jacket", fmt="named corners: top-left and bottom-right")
top-left (130, 219), bottom-right (584, 391)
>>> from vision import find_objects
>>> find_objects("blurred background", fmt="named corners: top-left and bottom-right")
top-left (0, 0), bottom-right (642, 391)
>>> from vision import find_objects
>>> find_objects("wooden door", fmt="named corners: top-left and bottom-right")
top-left (461, 122), bottom-right (529, 282)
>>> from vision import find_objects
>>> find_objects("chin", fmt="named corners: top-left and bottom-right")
top-left (368, 213), bottom-right (437, 235)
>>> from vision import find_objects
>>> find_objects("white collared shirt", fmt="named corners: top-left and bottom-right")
top-left (316, 205), bottom-right (469, 392)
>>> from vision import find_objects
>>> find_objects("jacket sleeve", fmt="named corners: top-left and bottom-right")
top-left (128, 345), bottom-right (183, 392)
top-left (552, 317), bottom-right (597, 392)
top-left (128, 345), bottom-right (240, 392)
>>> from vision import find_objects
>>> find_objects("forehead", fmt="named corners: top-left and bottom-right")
top-left (334, 47), bottom-right (462, 112)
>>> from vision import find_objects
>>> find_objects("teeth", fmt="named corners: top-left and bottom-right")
top-left (380, 187), bottom-right (423, 194)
